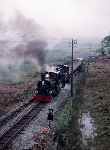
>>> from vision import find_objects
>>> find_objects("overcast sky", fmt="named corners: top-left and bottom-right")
top-left (0, 0), bottom-right (110, 40)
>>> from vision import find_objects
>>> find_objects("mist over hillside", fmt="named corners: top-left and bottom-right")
top-left (46, 39), bottom-right (99, 63)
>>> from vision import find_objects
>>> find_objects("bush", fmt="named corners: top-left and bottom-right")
top-left (56, 101), bottom-right (72, 130)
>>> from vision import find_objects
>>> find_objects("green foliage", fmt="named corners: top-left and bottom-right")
top-left (102, 35), bottom-right (110, 47)
top-left (101, 48), bottom-right (106, 55)
top-left (56, 101), bottom-right (72, 130)
top-left (99, 35), bottom-right (110, 55)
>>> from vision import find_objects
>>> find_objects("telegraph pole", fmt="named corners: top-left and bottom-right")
top-left (71, 39), bottom-right (74, 97)
top-left (71, 39), bottom-right (77, 97)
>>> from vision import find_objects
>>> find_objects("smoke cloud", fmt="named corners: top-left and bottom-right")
top-left (0, 12), bottom-right (47, 83)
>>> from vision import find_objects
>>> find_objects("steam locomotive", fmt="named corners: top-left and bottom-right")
top-left (32, 64), bottom-right (70, 102)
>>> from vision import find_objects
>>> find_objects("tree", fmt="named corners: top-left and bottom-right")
top-left (100, 35), bottom-right (110, 55)
top-left (102, 36), bottom-right (110, 47)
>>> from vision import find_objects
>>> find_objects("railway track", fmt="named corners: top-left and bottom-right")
top-left (0, 102), bottom-right (44, 150)
top-left (0, 99), bottom-right (33, 128)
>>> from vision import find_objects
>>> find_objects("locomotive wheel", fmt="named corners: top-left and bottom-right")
top-left (51, 87), bottom-right (59, 97)
top-left (55, 84), bottom-right (61, 95)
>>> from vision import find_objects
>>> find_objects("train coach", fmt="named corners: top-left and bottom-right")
top-left (56, 64), bottom-right (70, 84)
